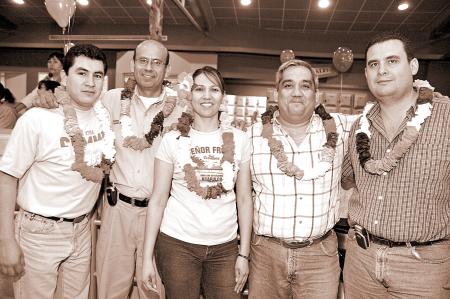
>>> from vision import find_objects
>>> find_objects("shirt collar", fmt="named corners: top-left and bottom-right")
top-left (273, 110), bottom-right (323, 133)
top-left (133, 86), bottom-right (166, 104)
top-left (366, 100), bottom-right (417, 122)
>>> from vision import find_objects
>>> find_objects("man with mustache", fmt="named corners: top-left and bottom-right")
top-left (33, 40), bottom-right (183, 299)
top-left (247, 59), bottom-right (357, 298)
top-left (341, 31), bottom-right (450, 298)
top-left (95, 40), bottom-right (184, 299)
top-left (0, 44), bottom-right (110, 299)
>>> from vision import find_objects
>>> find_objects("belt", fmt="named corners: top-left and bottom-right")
top-left (368, 233), bottom-right (448, 248)
top-left (118, 193), bottom-right (149, 207)
top-left (261, 230), bottom-right (332, 249)
top-left (25, 211), bottom-right (89, 224)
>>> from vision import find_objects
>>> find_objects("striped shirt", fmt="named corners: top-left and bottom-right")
top-left (342, 93), bottom-right (450, 242)
top-left (249, 111), bottom-right (356, 241)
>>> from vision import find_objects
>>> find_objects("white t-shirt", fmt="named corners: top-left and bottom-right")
top-left (156, 127), bottom-right (250, 246)
top-left (0, 107), bottom-right (104, 218)
top-left (138, 95), bottom-right (159, 110)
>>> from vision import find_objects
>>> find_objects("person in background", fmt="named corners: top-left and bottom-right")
top-left (16, 51), bottom-right (64, 114)
top-left (38, 79), bottom-right (61, 93)
top-left (0, 83), bottom-right (18, 129)
top-left (342, 31), bottom-right (450, 298)
top-left (0, 44), bottom-right (113, 299)
top-left (247, 59), bottom-right (357, 298)
top-left (142, 66), bottom-right (252, 298)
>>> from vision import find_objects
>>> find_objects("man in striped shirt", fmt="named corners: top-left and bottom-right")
top-left (342, 31), bottom-right (450, 298)
top-left (248, 59), bottom-right (356, 298)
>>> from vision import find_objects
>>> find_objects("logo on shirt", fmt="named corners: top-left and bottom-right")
top-left (191, 146), bottom-right (224, 183)
top-left (60, 131), bottom-right (105, 148)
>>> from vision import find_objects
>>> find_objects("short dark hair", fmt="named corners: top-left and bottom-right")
top-left (47, 51), bottom-right (64, 64)
top-left (63, 44), bottom-right (108, 75)
top-left (0, 83), bottom-right (4, 98)
top-left (192, 66), bottom-right (225, 94)
top-left (0, 84), bottom-right (16, 104)
top-left (38, 80), bottom-right (61, 93)
top-left (365, 31), bottom-right (415, 62)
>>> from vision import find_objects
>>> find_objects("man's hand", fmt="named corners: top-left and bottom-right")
top-left (234, 256), bottom-right (249, 293)
top-left (0, 239), bottom-right (25, 278)
top-left (34, 88), bottom-right (59, 109)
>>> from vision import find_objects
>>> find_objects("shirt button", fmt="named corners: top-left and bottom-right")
top-left (386, 149), bottom-right (391, 153)
top-left (374, 220), bottom-right (379, 225)
top-left (377, 195), bottom-right (383, 200)
top-left (382, 172), bottom-right (387, 176)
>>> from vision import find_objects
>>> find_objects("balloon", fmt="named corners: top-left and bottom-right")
top-left (333, 46), bottom-right (354, 72)
top-left (45, 0), bottom-right (76, 29)
top-left (280, 49), bottom-right (295, 63)
top-left (64, 42), bottom-right (75, 55)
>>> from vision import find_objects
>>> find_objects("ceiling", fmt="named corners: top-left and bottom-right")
top-left (0, 0), bottom-right (449, 58)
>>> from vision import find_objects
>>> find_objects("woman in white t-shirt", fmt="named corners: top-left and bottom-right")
top-left (142, 66), bottom-right (252, 298)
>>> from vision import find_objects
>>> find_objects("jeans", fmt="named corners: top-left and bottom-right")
top-left (248, 231), bottom-right (340, 299)
top-left (344, 229), bottom-right (450, 298)
top-left (13, 210), bottom-right (91, 299)
top-left (155, 232), bottom-right (240, 299)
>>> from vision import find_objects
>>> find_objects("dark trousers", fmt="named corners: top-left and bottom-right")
top-left (155, 232), bottom-right (240, 299)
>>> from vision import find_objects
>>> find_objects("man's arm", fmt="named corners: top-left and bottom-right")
top-left (341, 150), bottom-right (355, 190)
top-left (17, 87), bottom-right (38, 112)
top-left (0, 171), bottom-right (25, 277)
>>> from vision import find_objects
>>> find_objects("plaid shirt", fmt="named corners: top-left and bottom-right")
top-left (342, 93), bottom-right (450, 242)
top-left (249, 111), bottom-right (356, 241)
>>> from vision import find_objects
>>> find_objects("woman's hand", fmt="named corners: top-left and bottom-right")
top-left (142, 255), bottom-right (158, 293)
top-left (234, 255), bottom-right (249, 293)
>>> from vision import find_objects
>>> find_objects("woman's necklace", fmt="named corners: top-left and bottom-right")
top-left (176, 112), bottom-right (236, 199)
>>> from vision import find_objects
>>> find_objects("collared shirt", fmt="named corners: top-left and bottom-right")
top-left (249, 111), bottom-right (356, 241)
top-left (101, 87), bottom-right (183, 199)
top-left (342, 93), bottom-right (450, 242)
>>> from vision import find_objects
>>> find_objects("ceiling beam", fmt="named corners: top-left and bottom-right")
top-left (48, 34), bottom-right (167, 41)
top-left (424, 4), bottom-right (450, 41)
top-left (170, 0), bottom-right (207, 36)
top-left (191, 0), bottom-right (216, 31)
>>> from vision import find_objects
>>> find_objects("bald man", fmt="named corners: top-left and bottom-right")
top-left (95, 40), bottom-right (182, 299)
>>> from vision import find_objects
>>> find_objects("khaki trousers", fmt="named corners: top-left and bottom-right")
top-left (96, 199), bottom-right (160, 299)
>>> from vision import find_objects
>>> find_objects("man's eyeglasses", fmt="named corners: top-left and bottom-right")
top-left (136, 57), bottom-right (166, 68)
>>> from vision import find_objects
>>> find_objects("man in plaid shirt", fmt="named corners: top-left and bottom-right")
top-left (341, 32), bottom-right (450, 298)
top-left (248, 59), bottom-right (356, 298)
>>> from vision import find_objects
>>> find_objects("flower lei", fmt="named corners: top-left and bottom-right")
top-left (120, 78), bottom-right (177, 151)
top-left (356, 79), bottom-right (434, 175)
top-left (60, 96), bottom-right (116, 183)
top-left (261, 104), bottom-right (338, 180)
top-left (176, 112), bottom-right (236, 199)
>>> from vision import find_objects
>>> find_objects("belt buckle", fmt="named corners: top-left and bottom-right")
top-left (73, 214), bottom-right (87, 224)
top-left (281, 239), bottom-right (312, 249)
